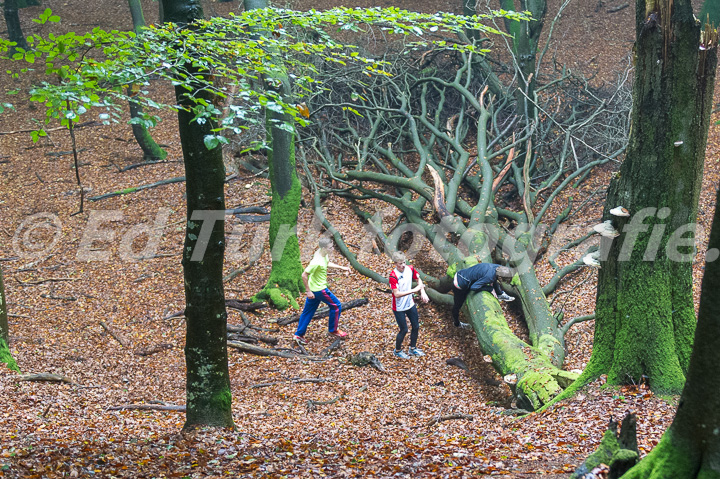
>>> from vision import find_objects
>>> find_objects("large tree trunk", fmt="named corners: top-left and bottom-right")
top-left (0, 265), bottom-right (19, 372)
top-left (619, 121), bottom-right (720, 478)
top-left (127, 0), bottom-right (167, 162)
top-left (3, 0), bottom-right (28, 52)
top-left (162, 0), bottom-right (234, 430)
top-left (584, 0), bottom-right (718, 394)
top-left (246, 0), bottom-right (304, 310)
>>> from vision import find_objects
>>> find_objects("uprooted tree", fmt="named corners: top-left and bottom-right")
top-left (0, 4), bottom-right (525, 424)
top-left (295, 14), bottom-right (631, 409)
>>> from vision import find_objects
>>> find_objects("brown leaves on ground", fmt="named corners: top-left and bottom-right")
top-left (0, 0), bottom-right (718, 477)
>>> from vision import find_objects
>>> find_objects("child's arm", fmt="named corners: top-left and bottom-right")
top-left (302, 271), bottom-right (314, 299)
top-left (392, 284), bottom-right (423, 298)
top-left (412, 267), bottom-right (430, 303)
top-left (328, 262), bottom-right (351, 273)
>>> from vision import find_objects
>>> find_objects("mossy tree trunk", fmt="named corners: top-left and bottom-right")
top-left (3, 0), bottom-right (28, 52)
top-left (127, 0), bottom-right (167, 162)
top-left (246, 0), bottom-right (304, 310)
top-left (162, 0), bottom-right (234, 430)
top-left (498, 0), bottom-right (546, 119)
top-left (0, 265), bottom-right (19, 372)
top-left (618, 156), bottom-right (720, 478)
top-left (583, 1), bottom-right (718, 394)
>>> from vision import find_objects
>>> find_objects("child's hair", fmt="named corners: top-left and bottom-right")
top-left (391, 252), bottom-right (407, 263)
top-left (496, 266), bottom-right (515, 278)
top-left (318, 237), bottom-right (333, 250)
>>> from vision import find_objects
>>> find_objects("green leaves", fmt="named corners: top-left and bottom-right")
top-left (32, 8), bottom-right (61, 24)
top-left (1, 6), bottom-right (525, 139)
top-left (203, 135), bottom-right (229, 150)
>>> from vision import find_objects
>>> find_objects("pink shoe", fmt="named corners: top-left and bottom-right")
top-left (328, 329), bottom-right (348, 339)
top-left (293, 334), bottom-right (308, 345)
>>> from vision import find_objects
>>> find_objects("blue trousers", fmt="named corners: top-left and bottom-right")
top-left (295, 288), bottom-right (342, 336)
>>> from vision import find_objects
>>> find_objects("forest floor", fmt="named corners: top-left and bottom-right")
top-left (0, 0), bottom-right (719, 478)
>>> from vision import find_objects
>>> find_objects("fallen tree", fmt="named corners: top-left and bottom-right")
top-left (296, 24), bottom-right (631, 409)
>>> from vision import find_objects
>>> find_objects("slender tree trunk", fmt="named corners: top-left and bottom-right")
top-left (0, 265), bottom-right (19, 372)
top-left (3, 0), bottom-right (28, 52)
top-left (620, 127), bottom-right (720, 478)
top-left (127, 0), bottom-right (167, 162)
top-left (498, 0), bottom-right (546, 119)
top-left (162, 0), bottom-right (234, 430)
top-left (585, 0), bottom-right (718, 394)
top-left (245, 0), bottom-right (304, 310)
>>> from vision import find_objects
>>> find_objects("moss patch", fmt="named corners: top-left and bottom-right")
top-left (0, 338), bottom-right (19, 372)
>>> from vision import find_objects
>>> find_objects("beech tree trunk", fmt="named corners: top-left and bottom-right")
top-left (245, 0), bottom-right (304, 310)
top-left (585, 0), bottom-right (718, 394)
top-left (127, 0), bottom-right (167, 162)
top-left (0, 265), bottom-right (19, 372)
top-left (498, 0), bottom-right (546, 119)
top-left (3, 0), bottom-right (28, 52)
top-left (619, 132), bottom-right (720, 478)
top-left (162, 0), bottom-right (234, 430)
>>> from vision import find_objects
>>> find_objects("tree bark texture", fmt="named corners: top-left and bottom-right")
top-left (162, 0), bottom-right (234, 430)
top-left (3, 0), bottom-right (28, 52)
top-left (588, 0), bottom-right (718, 394)
top-left (245, 0), bottom-right (304, 310)
top-left (620, 114), bottom-right (720, 478)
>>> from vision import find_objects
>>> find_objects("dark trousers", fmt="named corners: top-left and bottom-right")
top-left (452, 281), bottom-right (503, 326)
top-left (393, 305), bottom-right (419, 350)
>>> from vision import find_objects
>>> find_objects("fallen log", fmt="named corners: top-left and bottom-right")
top-left (249, 377), bottom-right (335, 389)
top-left (306, 394), bottom-right (344, 412)
top-left (426, 413), bottom-right (474, 427)
top-left (18, 373), bottom-right (74, 384)
top-left (321, 339), bottom-right (343, 358)
top-left (225, 300), bottom-right (268, 312)
top-left (227, 340), bottom-right (299, 359)
top-left (164, 301), bottom-right (268, 322)
top-left (107, 404), bottom-right (186, 412)
top-left (277, 298), bottom-right (369, 326)
top-left (88, 176), bottom-right (186, 202)
top-left (465, 289), bottom-right (578, 410)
